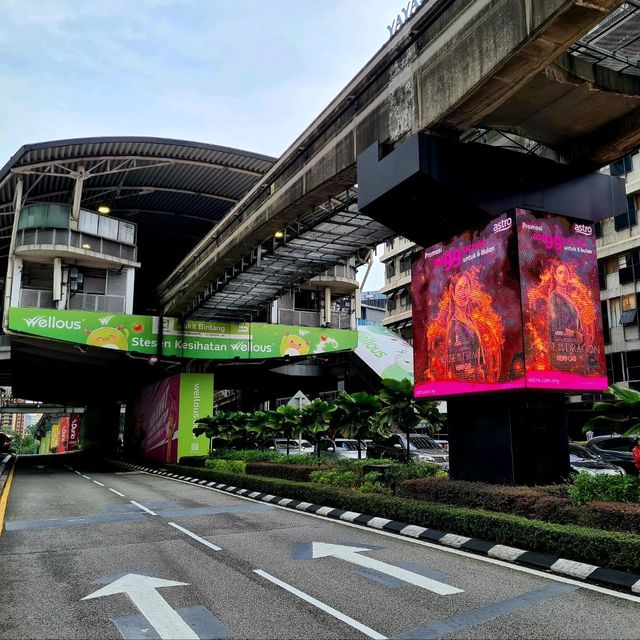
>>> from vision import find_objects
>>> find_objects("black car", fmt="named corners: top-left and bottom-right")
top-left (568, 443), bottom-right (625, 477)
top-left (585, 435), bottom-right (639, 475)
top-left (366, 434), bottom-right (449, 470)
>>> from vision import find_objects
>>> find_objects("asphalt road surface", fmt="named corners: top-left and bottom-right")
top-left (1, 455), bottom-right (639, 639)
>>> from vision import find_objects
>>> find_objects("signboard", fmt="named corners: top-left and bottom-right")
top-left (412, 209), bottom-right (606, 398)
top-left (50, 423), bottom-right (60, 450)
top-left (7, 309), bottom-right (357, 361)
top-left (356, 325), bottom-right (414, 382)
top-left (57, 416), bottom-right (69, 453)
top-left (139, 373), bottom-right (213, 464)
top-left (68, 413), bottom-right (81, 450)
top-left (518, 209), bottom-right (607, 390)
top-left (287, 390), bottom-right (311, 408)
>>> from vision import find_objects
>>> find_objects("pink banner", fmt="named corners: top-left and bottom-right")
top-left (68, 414), bottom-right (81, 450)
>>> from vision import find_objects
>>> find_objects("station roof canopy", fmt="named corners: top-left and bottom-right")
top-left (0, 136), bottom-right (276, 311)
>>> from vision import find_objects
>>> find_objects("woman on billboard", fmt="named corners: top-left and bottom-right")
top-left (526, 260), bottom-right (596, 373)
top-left (427, 269), bottom-right (503, 383)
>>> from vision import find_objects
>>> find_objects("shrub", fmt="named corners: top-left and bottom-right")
top-left (210, 450), bottom-right (283, 463)
top-left (205, 459), bottom-right (246, 474)
top-left (358, 472), bottom-right (392, 496)
top-left (310, 468), bottom-right (360, 489)
top-left (570, 473), bottom-right (640, 506)
top-left (582, 501), bottom-right (640, 535)
top-left (179, 455), bottom-right (208, 467)
top-left (385, 461), bottom-right (445, 488)
top-left (245, 462), bottom-right (329, 482)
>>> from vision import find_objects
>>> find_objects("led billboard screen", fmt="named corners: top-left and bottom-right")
top-left (413, 209), bottom-right (607, 398)
top-left (517, 209), bottom-right (607, 390)
top-left (413, 211), bottom-right (524, 397)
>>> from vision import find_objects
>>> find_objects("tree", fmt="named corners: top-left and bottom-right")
top-left (583, 385), bottom-right (640, 436)
top-left (194, 411), bottom-right (231, 452)
top-left (333, 391), bottom-right (382, 458)
top-left (266, 405), bottom-right (302, 455)
top-left (298, 399), bottom-right (335, 457)
top-left (373, 377), bottom-right (445, 461)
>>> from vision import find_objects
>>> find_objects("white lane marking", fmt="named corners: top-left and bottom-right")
top-left (312, 542), bottom-right (462, 595)
top-left (83, 573), bottom-right (198, 640)
top-left (130, 501), bottom-right (157, 516)
top-left (254, 569), bottom-right (386, 640)
top-left (168, 522), bottom-right (222, 551)
top-left (93, 481), bottom-right (105, 487)
top-left (127, 467), bottom-right (640, 603)
top-left (81, 474), bottom-right (91, 480)
top-left (109, 488), bottom-right (125, 497)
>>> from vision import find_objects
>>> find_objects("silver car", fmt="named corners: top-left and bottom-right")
top-left (264, 438), bottom-right (314, 455)
top-left (317, 438), bottom-right (367, 460)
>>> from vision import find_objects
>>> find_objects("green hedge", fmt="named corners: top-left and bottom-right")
top-left (246, 462), bottom-right (330, 482)
top-left (164, 463), bottom-right (640, 575)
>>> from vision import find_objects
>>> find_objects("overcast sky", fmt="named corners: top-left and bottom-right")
top-left (0, 0), bottom-right (391, 288)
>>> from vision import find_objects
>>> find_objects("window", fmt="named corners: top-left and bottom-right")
top-left (385, 262), bottom-right (396, 279)
top-left (595, 222), bottom-right (602, 239)
top-left (614, 195), bottom-right (637, 231)
top-left (601, 300), bottom-right (610, 345)
top-left (620, 309), bottom-right (637, 326)
top-left (598, 260), bottom-right (606, 290)
top-left (609, 297), bottom-right (621, 327)
top-left (622, 294), bottom-right (636, 311)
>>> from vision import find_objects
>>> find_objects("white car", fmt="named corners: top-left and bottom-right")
top-left (265, 438), bottom-right (314, 455)
top-left (317, 438), bottom-right (367, 460)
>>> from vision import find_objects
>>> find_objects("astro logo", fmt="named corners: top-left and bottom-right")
top-left (24, 315), bottom-right (82, 330)
top-left (493, 218), bottom-right (513, 234)
top-left (574, 224), bottom-right (593, 236)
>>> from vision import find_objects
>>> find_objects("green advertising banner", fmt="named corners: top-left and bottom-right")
top-left (177, 373), bottom-right (213, 461)
top-left (8, 308), bottom-right (357, 360)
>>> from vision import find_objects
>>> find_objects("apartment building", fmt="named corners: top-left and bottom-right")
top-left (597, 150), bottom-right (640, 389)
top-left (379, 237), bottom-right (420, 343)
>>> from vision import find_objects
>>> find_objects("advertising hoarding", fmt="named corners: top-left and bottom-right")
top-left (413, 211), bottom-right (524, 397)
top-left (68, 413), bottom-right (81, 451)
top-left (517, 209), bottom-right (607, 390)
top-left (413, 209), bottom-right (607, 398)
top-left (7, 309), bottom-right (357, 360)
top-left (57, 416), bottom-right (69, 453)
top-left (138, 373), bottom-right (213, 464)
top-left (356, 325), bottom-right (414, 382)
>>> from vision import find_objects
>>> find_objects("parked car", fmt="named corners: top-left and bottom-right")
top-left (568, 442), bottom-right (625, 477)
top-left (263, 438), bottom-right (314, 455)
top-left (585, 435), bottom-right (639, 475)
top-left (367, 434), bottom-right (449, 470)
top-left (316, 438), bottom-right (367, 460)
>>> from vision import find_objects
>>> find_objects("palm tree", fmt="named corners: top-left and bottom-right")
top-left (298, 399), bottom-right (335, 457)
top-left (333, 391), bottom-right (382, 458)
top-left (373, 377), bottom-right (445, 461)
top-left (193, 411), bottom-right (228, 453)
top-left (583, 385), bottom-right (640, 436)
top-left (266, 405), bottom-right (302, 455)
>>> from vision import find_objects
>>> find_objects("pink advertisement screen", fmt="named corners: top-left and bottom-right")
top-left (413, 209), bottom-right (608, 398)
top-left (413, 212), bottom-right (525, 397)
top-left (517, 209), bottom-right (607, 390)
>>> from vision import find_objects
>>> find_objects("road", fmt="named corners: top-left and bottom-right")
top-left (1, 455), bottom-right (639, 639)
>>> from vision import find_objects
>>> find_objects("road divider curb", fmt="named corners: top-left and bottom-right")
top-left (116, 460), bottom-right (640, 597)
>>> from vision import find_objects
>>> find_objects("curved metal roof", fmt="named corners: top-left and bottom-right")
top-left (0, 136), bottom-right (276, 311)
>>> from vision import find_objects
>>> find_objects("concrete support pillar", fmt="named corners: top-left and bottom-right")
top-left (353, 288), bottom-right (361, 330)
top-left (81, 400), bottom-right (120, 457)
top-left (70, 165), bottom-right (85, 231)
top-left (324, 286), bottom-right (332, 327)
top-left (3, 177), bottom-right (23, 329)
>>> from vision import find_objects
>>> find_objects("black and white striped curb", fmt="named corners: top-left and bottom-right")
top-left (118, 461), bottom-right (640, 596)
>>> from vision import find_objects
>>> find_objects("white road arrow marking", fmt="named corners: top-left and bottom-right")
top-left (83, 573), bottom-right (198, 640)
top-left (311, 542), bottom-right (463, 595)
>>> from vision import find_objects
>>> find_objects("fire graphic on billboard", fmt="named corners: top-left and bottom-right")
top-left (518, 210), bottom-right (606, 390)
top-left (413, 211), bottom-right (525, 397)
top-left (413, 209), bottom-right (607, 398)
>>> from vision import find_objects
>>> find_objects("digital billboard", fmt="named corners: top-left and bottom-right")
top-left (413, 211), bottom-right (524, 397)
top-left (413, 209), bottom-right (607, 398)
top-left (517, 209), bottom-right (607, 390)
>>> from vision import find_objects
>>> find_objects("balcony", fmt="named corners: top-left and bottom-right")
top-left (15, 204), bottom-right (139, 266)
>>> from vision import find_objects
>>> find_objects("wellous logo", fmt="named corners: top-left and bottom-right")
top-left (574, 224), bottom-right (593, 236)
top-left (98, 315), bottom-right (114, 326)
top-left (24, 315), bottom-right (82, 330)
top-left (493, 217), bottom-right (512, 234)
